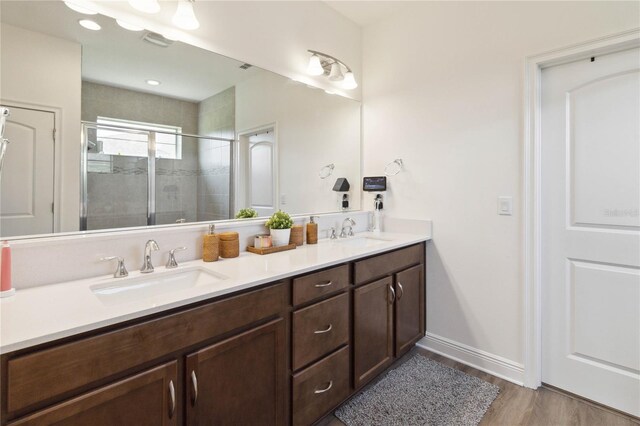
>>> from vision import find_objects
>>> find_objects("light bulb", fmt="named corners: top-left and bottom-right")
top-left (328, 62), bottom-right (344, 81)
top-left (342, 71), bottom-right (358, 90)
top-left (307, 54), bottom-right (324, 76)
top-left (64, 1), bottom-right (97, 15)
top-left (172, 0), bottom-right (200, 30)
top-left (128, 0), bottom-right (160, 14)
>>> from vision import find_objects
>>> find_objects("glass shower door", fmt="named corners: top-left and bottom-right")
top-left (82, 124), bottom-right (149, 230)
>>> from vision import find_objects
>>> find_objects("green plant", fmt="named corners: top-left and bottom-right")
top-left (265, 210), bottom-right (293, 229)
top-left (235, 208), bottom-right (258, 219)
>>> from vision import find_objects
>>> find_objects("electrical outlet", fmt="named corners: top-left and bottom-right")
top-left (280, 194), bottom-right (287, 205)
top-left (498, 196), bottom-right (513, 216)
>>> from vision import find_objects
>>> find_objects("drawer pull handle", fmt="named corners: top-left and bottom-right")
top-left (314, 280), bottom-right (333, 288)
top-left (314, 324), bottom-right (333, 334)
top-left (314, 380), bottom-right (333, 394)
top-left (191, 370), bottom-right (198, 405)
top-left (168, 380), bottom-right (176, 419)
top-left (397, 282), bottom-right (404, 300)
top-left (389, 285), bottom-right (396, 303)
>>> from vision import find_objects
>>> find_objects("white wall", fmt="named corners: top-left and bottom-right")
top-left (236, 72), bottom-right (361, 215)
top-left (362, 1), bottom-right (639, 382)
top-left (0, 24), bottom-right (81, 233)
top-left (82, 0), bottom-right (362, 101)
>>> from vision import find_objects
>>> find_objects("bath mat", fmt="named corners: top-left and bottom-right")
top-left (335, 353), bottom-right (499, 426)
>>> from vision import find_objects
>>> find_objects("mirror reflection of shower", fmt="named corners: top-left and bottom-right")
top-left (0, 107), bottom-right (10, 175)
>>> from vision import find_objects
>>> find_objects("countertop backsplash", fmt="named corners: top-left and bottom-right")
top-left (8, 211), bottom-right (372, 289)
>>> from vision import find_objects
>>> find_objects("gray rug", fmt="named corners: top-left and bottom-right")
top-left (335, 354), bottom-right (499, 426)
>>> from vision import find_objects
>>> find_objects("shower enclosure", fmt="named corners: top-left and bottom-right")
top-left (81, 122), bottom-right (234, 231)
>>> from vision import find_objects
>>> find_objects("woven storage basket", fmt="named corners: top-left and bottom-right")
top-left (219, 232), bottom-right (239, 258)
top-left (289, 225), bottom-right (304, 246)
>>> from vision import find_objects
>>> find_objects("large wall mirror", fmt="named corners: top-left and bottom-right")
top-left (0, 0), bottom-right (361, 239)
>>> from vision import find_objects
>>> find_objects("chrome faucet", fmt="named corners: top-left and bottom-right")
top-left (340, 218), bottom-right (356, 238)
top-left (166, 246), bottom-right (187, 269)
top-left (141, 239), bottom-right (159, 273)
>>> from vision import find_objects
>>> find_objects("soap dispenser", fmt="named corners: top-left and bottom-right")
top-left (306, 216), bottom-right (318, 244)
top-left (202, 224), bottom-right (219, 262)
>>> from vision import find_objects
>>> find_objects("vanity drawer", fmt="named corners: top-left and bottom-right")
top-left (354, 243), bottom-right (424, 285)
top-left (292, 264), bottom-right (349, 306)
top-left (6, 282), bottom-right (286, 416)
top-left (292, 346), bottom-right (349, 426)
top-left (292, 293), bottom-right (349, 370)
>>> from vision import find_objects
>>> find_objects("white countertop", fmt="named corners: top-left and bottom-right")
top-left (0, 232), bottom-right (430, 354)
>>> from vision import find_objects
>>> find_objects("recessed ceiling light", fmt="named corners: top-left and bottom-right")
top-left (116, 19), bottom-right (143, 32)
top-left (146, 79), bottom-right (161, 86)
top-left (78, 19), bottom-right (101, 31)
top-left (64, 1), bottom-right (97, 15)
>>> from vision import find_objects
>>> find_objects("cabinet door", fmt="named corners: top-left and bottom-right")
top-left (353, 276), bottom-right (394, 389)
top-left (395, 264), bottom-right (425, 356)
top-left (10, 362), bottom-right (178, 426)
top-left (185, 319), bottom-right (286, 426)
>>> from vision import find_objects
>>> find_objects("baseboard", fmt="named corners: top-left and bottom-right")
top-left (418, 333), bottom-right (525, 386)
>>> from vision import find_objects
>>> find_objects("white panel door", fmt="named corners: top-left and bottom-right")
top-left (541, 47), bottom-right (640, 416)
top-left (0, 106), bottom-right (55, 237)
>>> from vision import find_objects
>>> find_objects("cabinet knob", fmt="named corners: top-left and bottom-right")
top-left (314, 324), bottom-right (333, 334)
top-left (168, 380), bottom-right (176, 419)
top-left (191, 370), bottom-right (198, 405)
top-left (314, 380), bottom-right (333, 394)
top-left (397, 282), bottom-right (404, 300)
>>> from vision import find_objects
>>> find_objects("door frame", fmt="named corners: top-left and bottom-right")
top-left (234, 123), bottom-right (279, 214)
top-left (523, 28), bottom-right (640, 389)
top-left (0, 100), bottom-right (61, 233)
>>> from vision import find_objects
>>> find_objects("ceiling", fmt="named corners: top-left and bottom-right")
top-left (324, 1), bottom-right (408, 27)
top-left (0, 1), bottom-right (260, 102)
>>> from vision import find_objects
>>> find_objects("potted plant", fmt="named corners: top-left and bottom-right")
top-left (264, 210), bottom-right (293, 246)
top-left (235, 208), bottom-right (258, 219)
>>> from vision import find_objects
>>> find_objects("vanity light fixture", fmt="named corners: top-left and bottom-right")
top-left (78, 19), bottom-right (101, 31)
top-left (128, 0), bottom-right (160, 14)
top-left (172, 0), bottom-right (200, 30)
top-left (64, 1), bottom-right (97, 15)
top-left (306, 50), bottom-right (358, 90)
top-left (116, 19), bottom-right (144, 31)
top-left (146, 79), bottom-right (161, 86)
top-left (384, 159), bottom-right (404, 176)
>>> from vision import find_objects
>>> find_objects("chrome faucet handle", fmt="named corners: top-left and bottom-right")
top-left (141, 239), bottom-right (160, 273)
top-left (101, 256), bottom-right (129, 278)
top-left (166, 247), bottom-right (187, 269)
top-left (329, 227), bottom-right (337, 239)
top-left (339, 227), bottom-right (348, 238)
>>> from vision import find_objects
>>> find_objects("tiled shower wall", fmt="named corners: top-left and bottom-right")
top-left (197, 87), bottom-right (235, 221)
top-left (82, 82), bottom-right (202, 228)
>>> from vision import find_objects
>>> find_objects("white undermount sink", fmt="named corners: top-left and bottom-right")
top-left (90, 267), bottom-right (228, 305)
top-left (332, 235), bottom-right (391, 248)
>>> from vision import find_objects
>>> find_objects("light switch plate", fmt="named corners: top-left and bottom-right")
top-left (498, 196), bottom-right (513, 216)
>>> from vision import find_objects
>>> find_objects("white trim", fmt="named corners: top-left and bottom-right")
top-left (418, 333), bottom-right (525, 386)
top-left (523, 28), bottom-right (640, 389)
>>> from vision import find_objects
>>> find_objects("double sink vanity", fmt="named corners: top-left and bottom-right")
top-left (0, 231), bottom-right (429, 425)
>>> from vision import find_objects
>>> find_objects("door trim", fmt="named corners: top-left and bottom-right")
top-left (523, 28), bottom-right (640, 389)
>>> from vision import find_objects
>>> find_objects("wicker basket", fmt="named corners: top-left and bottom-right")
top-left (219, 232), bottom-right (239, 258)
top-left (289, 225), bottom-right (304, 246)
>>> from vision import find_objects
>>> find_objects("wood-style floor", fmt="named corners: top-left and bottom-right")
top-left (319, 348), bottom-right (639, 426)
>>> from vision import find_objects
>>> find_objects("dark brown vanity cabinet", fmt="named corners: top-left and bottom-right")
top-left (1, 242), bottom-right (426, 426)
top-left (186, 319), bottom-right (286, 426)
top-left (353, 244), bottom-right (426, 390)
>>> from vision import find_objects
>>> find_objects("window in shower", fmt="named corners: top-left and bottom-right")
top-left (96, 117), bottom-right (182, 159)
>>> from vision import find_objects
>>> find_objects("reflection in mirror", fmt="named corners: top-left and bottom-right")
top-left (0, 0), bottom-right (361, 239)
